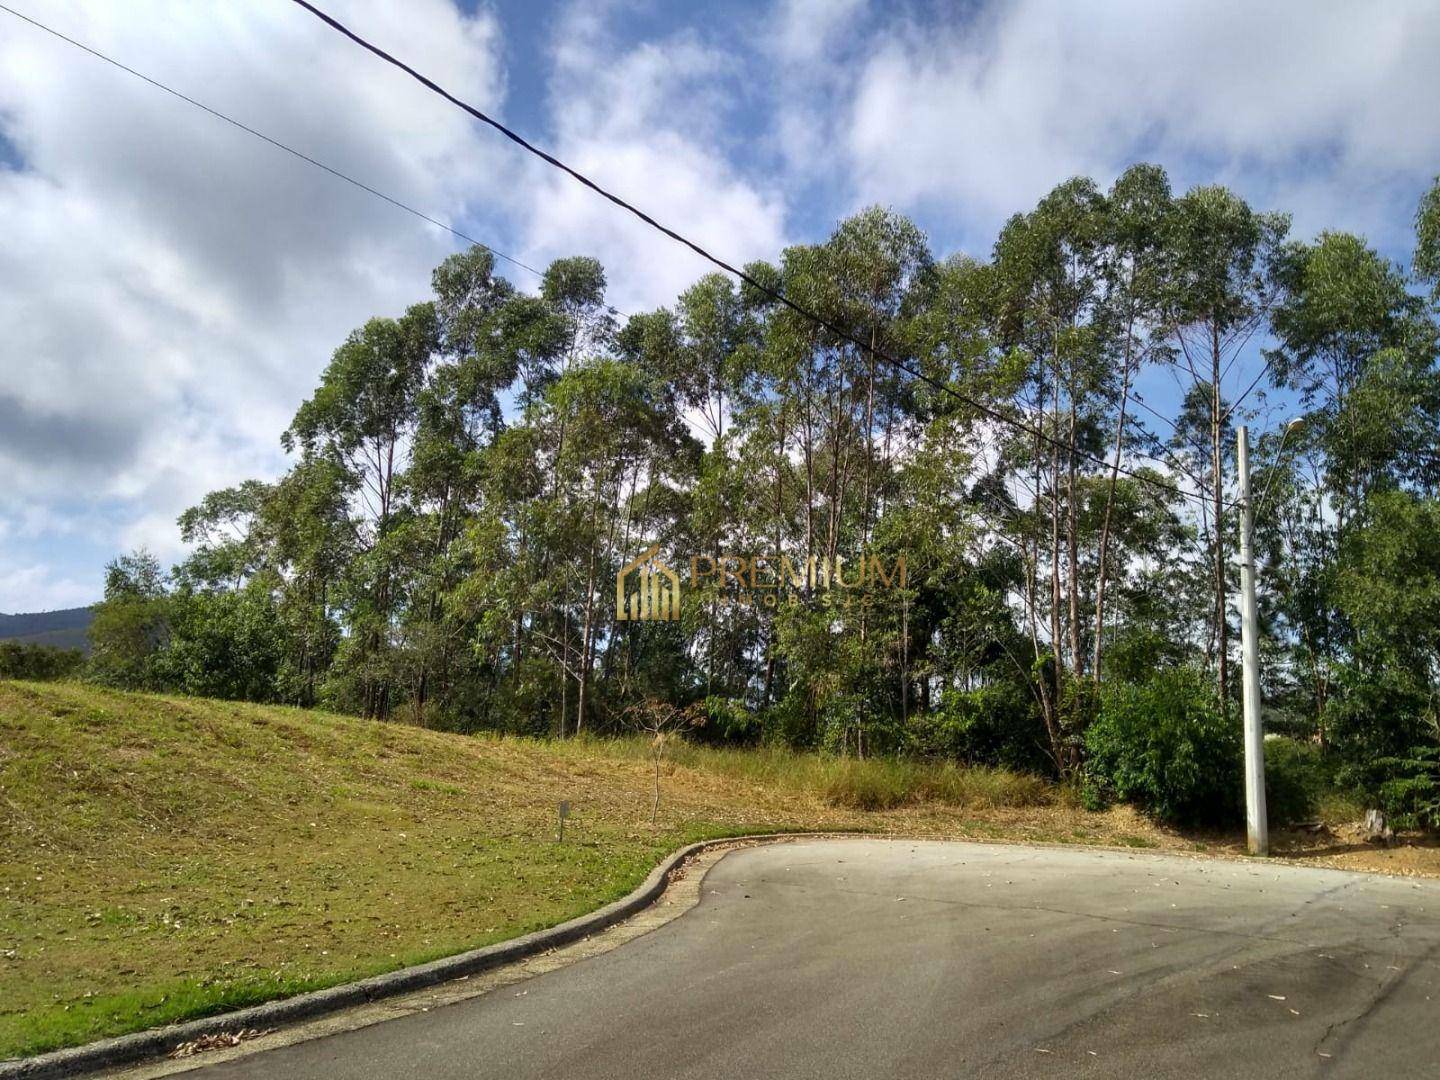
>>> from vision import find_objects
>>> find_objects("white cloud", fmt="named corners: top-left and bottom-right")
top-left (0, 0), bottom-right (510, 602)
top-left (0, 560), bottom-right (97, 614)
top-left (770, 0), bottom-right (867, 66)
top-left (838, 0), bottom-right (1440, 247)
top-left (5, 0), bottom-right (1439, 611)
top-left (516, 1), bottom-right (789, 314)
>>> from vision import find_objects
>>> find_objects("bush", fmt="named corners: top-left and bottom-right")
top-left (1084, 666), bottom-right (1240, 827)
top-left (703, 696), bottom-right (760, 742)
top-left (152, 589), bottom-right (285, 703)
top-left (0, 641), bottom-right (85, 681)
top-left (1370, 746), bottom-right (1440, 830)
top-left (911, 682), bottom-right (1051, 774)
top-left (1101, 627), bottom-right (1186, 685)
top-left (759, 692), bottom-right (817, 749)
top-left (1263, 737), bottom-right (1326, 828)
top-left (1325, 665), bottom-right (1432, 767)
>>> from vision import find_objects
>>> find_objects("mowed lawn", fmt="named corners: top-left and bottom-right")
top-left (0, 680), bottom-right (1254, 1058)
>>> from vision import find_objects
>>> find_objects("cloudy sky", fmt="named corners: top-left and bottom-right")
top-left (2, 0), bottom-right (1439, 612)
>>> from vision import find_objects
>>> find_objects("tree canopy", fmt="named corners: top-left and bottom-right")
top-left (90, 167), bottom-right (1440, 819)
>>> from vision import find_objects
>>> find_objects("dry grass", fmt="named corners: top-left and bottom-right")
top-left (0, 679), bottom-right (1430, 1060)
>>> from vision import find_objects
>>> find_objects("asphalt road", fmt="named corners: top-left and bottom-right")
top-left (191, 839), bottom-right (1440, 1079)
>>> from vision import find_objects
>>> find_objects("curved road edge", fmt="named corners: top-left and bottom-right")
top-left (0, 831), bottom-right (829, 1080)
top-left (3, 830), bottom-right (1420, 1079)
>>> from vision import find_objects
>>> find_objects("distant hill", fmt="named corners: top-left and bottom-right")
top-left (0, 606), bottom-right (94, 651)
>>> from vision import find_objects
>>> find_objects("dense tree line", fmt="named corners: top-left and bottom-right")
top-left (88, 165), bottom-right (1440, 825)
top-left (0, 641), bottom-right (84, 681)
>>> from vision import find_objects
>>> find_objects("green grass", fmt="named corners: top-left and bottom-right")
top-left (0, 679), bottom-right (1139, 1060)
top-left (565, 738), bottom-right (1060, 812)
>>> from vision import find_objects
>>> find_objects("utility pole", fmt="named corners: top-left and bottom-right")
top-left (1237, 425), bottom-right (1268, 856)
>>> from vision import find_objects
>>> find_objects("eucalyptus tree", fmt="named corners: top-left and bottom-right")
top-left (743, 209), bottom-right (930, 749)
top-left (1262, 223), bottom-right (1440, 741)
top-left (174, 479), bottom-right (274, 592)
top-left (262, 455), bottom-right (351, 705)
top-left (394, 249), bottom-right (518, 719)
top-left (620, 273), bottom-right (763, 698)
top-left (539, 357), bottom-right (695, 733)
top-left (1156, 186), bottom-right (1288, 711)
top-left (1269, 234), bottom-right (1432, 509)
top-left (102, 169), bottom-right (1440, 816)
top-left (283, 302), bottom-right (439, 718)
top-left (1090, 164), bottom-right (1173, 679)
top-left (1415, 176), bottom-right (1440, 306)
top-left (988, 178), bottom-right (1118, 766)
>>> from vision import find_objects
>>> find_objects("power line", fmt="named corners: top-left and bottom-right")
top-left (1127, 391), bottom-right (1228, 497)
top-left (287, 0), bottom-right (1218, 512)
top-left (1219, 354), bottom-right (1276, 427)
top-left (0, 2), bottom-right (545, 282)
top-left (1129, 390), bottom-right (1181, 435)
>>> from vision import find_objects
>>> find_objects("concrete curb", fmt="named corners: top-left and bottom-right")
top-left (0, 832), bottom-right (814, 1080)
top-left (5, 829), bottom-right (1345, 1079)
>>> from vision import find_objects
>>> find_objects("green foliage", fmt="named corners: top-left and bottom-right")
top-left (703, 695), bottom-right (760, 742)
top-left (1416, 176), bottom-right (1440, 305)
top-left (911, 683), bottom-right (1049, 773)
top-left (1101, 627), bottom-right (1186, 684)
top-left (1371, 746), bottom-right (1440, 830)
top-left (88, 550), bottom-right (171, 689)
top-left (1263, 738), bottom-right (1328, 828)
top-left (1084, 667), bottom-right (1241, 826)
top-left (153, 588), bottom-right (286, 702)
top-left (1325, 665), bottom-right (1433, 772)
top-left (76, 170), bottom-right (1440, 829)
top-left (0, 641), bottom-right (84, 680)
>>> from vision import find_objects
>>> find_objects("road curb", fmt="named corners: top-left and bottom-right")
top-left (0, 832), bottom-right (818, 1080)
top-left (6, 829), bottom-right (1364, 1079)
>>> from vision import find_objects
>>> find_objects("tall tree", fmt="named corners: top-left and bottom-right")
top-left (1157, 187), bottom-right (1288, 712)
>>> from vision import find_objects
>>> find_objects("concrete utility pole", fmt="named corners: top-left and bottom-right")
top-left (1237, 425), bottom-right (1268, 856)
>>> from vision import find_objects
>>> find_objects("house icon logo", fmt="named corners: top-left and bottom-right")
top-left (616, 544), bottom-right (681, 622)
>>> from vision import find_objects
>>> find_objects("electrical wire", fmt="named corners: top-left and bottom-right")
top-left (287, 0), bottom-right (1224, 513)
top-left (1219, 354), bottom-right (1276, 427)
top-left (0, 2), bottom-right (545, 282)
top-left (6, 0), bottom-right (1235, 513)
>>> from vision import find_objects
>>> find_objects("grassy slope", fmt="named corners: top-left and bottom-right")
top-left (4, 679), bottom-right (1421, 1059)
top-left (0, 680), bottom-right (1155, 1058)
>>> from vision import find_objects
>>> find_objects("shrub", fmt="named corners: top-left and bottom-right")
top-left (0, 641), bottom-right (85, 681)
top-left (1324, 665), bottom-right (1432, 767)
top-left (1371, 746), bottom-right (1440, 830)
top-left (1101, 627), bottom-right (1186, 685)
top-left (1084, 666), bottom-right (1241, 827)
top-left (1263, 737), bottom-right (1326, 828)
top-left (759, 692), bottom-right (817, 749)
top-left (911, 682), bottom-right (1051, 774)
top-left (703, 696), bottom-right (760, 742)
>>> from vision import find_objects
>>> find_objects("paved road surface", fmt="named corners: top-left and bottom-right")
top-left (190, 839), bottom-right (1440, 1079)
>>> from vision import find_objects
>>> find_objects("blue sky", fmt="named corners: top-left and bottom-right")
top-left (2, 0), bottom-right (1439, 612)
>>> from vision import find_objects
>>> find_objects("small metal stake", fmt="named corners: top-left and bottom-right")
top-left (558, 800), bottom-right (570, 843)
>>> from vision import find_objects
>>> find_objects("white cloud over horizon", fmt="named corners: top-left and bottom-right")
top-left (515, 1), bottom-right (789, 316)
top-left (2, 0), bottom-right (1439, 611)
top-left (836, 0), bottom-right (1440, 248)
top-left (0, 0), bottom-right (510, 610)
